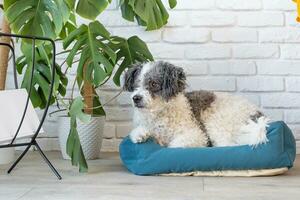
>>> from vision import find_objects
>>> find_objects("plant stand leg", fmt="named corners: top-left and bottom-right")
top-left (7, 144), bottom-right (31, 174)
top-left (34, 141), bottom-right (62, 180)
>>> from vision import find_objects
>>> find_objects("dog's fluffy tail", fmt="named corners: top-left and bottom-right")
top-left (236, 116), bottom-right (270, 147)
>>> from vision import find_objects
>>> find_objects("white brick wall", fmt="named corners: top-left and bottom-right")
top-left (238, 12), bottom-right (284, 27)
top-left (163, 28), bottom-right (210, 43)
top-left (185, 45), bottom-right (231, 59)
top-left (216, 0), bottom-right (263, 10)
top-left (237, 77), bottom-right (284, 92)
top-left (232, 44), bottom-right (279, 58)
top-left (2, 0), bottom-right (300, 152)
top-left (212, 28), bottom-right (258, 43)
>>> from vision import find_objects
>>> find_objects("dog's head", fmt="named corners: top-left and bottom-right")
top-left (123, 61), bottom-right (186, 109)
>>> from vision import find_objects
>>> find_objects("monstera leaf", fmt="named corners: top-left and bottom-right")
top-left (59, 11), bottom-right (77, 39)
top-left (16, 42), bottom-right (68, 108)
top-left (4, 0), bottom-right (73, 40)
top-left (169, 0), bottom-right (177, 8)
top-left (120, 0), bottom-right (177, 30)
top-left (63, 21), bottom-right (116, 86)
top-left (67, 97), bottom-right (90, 172)
top-left (109, 36), bottom-right (153, 86)
top-left (76, 0), bottom-right (112, 20)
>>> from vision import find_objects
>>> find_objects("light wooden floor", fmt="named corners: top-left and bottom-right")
top-left (0, 152), bottom-right (299, 200)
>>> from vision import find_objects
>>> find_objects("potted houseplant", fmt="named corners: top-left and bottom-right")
top-left (2, 0), bottom-right (177, 172)
top-left (57, 29), bottom-right (155, 164)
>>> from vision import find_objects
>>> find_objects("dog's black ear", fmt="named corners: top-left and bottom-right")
top-left (123, 63), bottom-right (142, 92)
top-left (162, 62), bottom-right (186, 101)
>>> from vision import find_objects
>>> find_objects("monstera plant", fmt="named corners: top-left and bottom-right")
top-left (2, 0), bottom-right (177, 172)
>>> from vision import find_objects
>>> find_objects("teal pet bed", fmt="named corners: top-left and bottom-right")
top-left (119, 121), bottom-right (296, 176)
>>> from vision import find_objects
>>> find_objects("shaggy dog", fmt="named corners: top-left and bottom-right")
top-left (124, 61), bottom-right (269, 148)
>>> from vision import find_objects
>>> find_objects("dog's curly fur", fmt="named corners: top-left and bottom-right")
top-left (124, 61), bottom-right (269, 148)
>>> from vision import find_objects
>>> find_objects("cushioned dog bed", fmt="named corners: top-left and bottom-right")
top-left (119, 121), bottom-right (296, 176)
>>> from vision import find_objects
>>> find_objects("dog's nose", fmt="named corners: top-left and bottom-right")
top-left (132, 95), bottom-right (142, 103)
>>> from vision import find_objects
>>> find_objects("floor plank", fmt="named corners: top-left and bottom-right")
top-left (0, 152), bottom-right (299, 200)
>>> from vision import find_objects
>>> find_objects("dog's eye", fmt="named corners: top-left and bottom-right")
top-left (150, 81), bottom-right (159, 89)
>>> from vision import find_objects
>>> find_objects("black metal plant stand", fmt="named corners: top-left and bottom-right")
top-left (0, 32), bottom-right (62, 180)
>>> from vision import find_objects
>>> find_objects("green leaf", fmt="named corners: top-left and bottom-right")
top-left (66, 116), bottom-right (88, 172)
top-left (20, 64), bottom-right (42, 107)
top-left (168, 0), bottom-right (177, 9)
top-left (63, 25), bottom-right (87, 49)
top-left (17, 42), bottom-right (68, 109)
top-left (63, 21), bottom-right (116, 86)
top-left (58, 84), bottom-right (67, 97)
top-left (66, 37), bottom-right (86, 67)
top-left (3, 0), bottom-right (17, 10)
top-left (120, 0), bottom-right (175, 30)
top-left (77, 48), bottom-right (90, 79)
top-left (76, 0), bottom-right (111, 20)
top-left (65, 0), bottom-right (76, 9)
top-left (4, 0), bottom-right (72, 41)
top-left (16, 56), bottom-right (26, 74)
top-left (69, 97), bottom-right (91, 123)
top-left (67, 97), bottom-right (90, 172)
top-left (108, 36), bottom-right (154, 86)
top-left (59, 12), bottom-right (77, 39)
top-left (93, 92), bottom-right (106, 116)
top-left (120, 0), bottom-right (135, 22)
top-left (56, 64), bottom-right (68, 86)
top-left (35, 71), bottom-right (50, 100)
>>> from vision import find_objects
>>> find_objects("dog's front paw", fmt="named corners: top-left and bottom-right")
top-left (129, 127), bottom-right (148, 143)
top-left (130, 134), bottom-right (145, 143)
top-left (168, 141), bottom-right (183, 148)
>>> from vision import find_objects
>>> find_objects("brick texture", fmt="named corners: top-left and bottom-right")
top-left (212, 28), bottom-right (258, 43)
top-left (216, 0), bottom-right (262, 10)
top-left (3, 0), bottom-right (300, 152)
top-left (238, 12), bottom-right (284, 27)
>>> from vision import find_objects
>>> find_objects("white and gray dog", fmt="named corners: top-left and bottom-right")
top-left (124, 61), bottom-right (269, 148)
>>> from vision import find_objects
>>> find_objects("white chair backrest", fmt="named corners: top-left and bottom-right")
top-left (0, 89), bottom-right (43, 144)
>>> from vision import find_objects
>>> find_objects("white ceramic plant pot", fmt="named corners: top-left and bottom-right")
top-left (58, 116), bottom-right (105, 160)
top-left (0, 148), bottom-right (15, 165)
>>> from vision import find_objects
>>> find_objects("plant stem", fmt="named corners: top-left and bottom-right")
top-left (56, 49), bottom-right (71, 56)
top-left (70, 75), bottom-right (77, 100)
top-left (50, 90), bottom-right (123, 116)
top-left (0, 16), bottom-right (11, 90)
top-left (62, 58), bottom-right (80, 75)
top-left (85, 90), bottom-right (122, 110)
top-left (49, 108), bottom-right (67, 117)
top-left (83, 61), bottom-right (93, 114)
